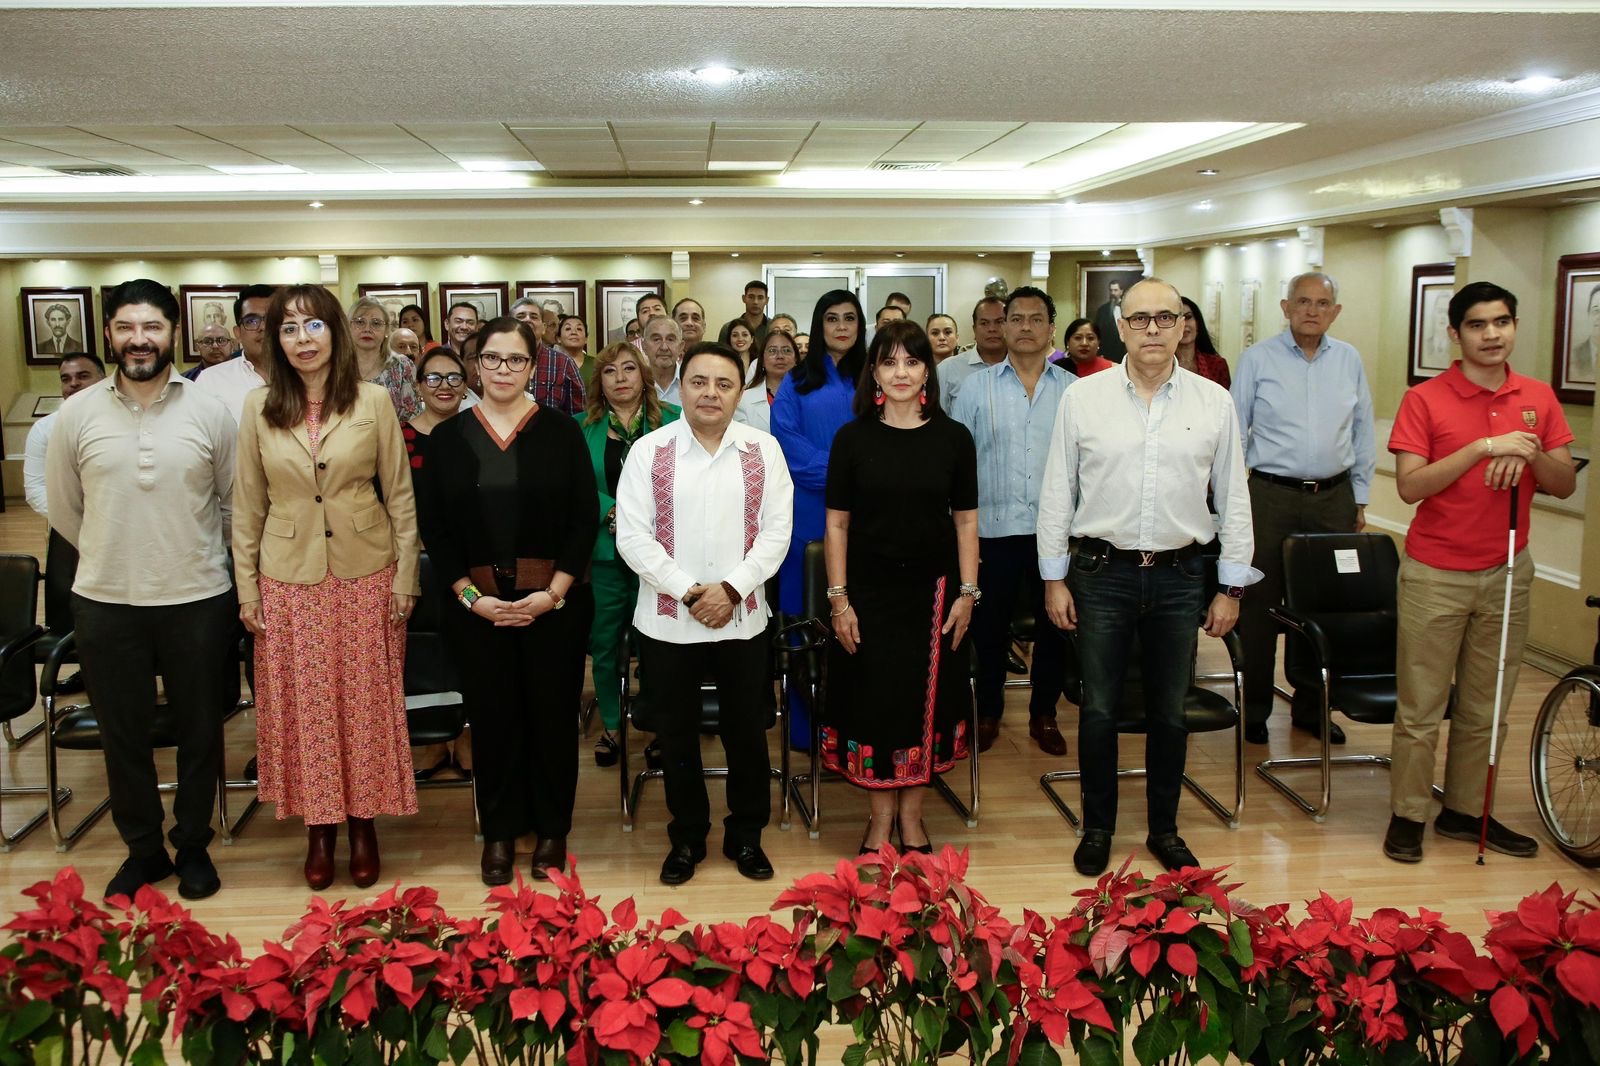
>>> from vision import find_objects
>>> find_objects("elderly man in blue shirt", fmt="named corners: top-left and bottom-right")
top-left (951, 286), bottom-right (1074, 756)
top-left (1231, 271), bottom-right (1376, 746)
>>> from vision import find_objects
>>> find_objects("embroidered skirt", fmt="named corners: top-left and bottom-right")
top-left (821, 571), bottom-right (972, 788)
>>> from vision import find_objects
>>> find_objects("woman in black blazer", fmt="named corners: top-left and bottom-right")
top-left (417, 316), bottom-right (599, 886)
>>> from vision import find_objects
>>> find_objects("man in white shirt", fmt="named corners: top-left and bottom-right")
top-left (193, 284), bottom-right (275, 423)
top-left (48, 279), bottom-right (238, 903)
top-left (642, 314), bottom-right (684, 406)
top-left (1037, 278), bottom-right (1260, 877)
top-left (615, 342), bottom-right (793, 887)
top-left (25, 352), bottom-right (105, 519)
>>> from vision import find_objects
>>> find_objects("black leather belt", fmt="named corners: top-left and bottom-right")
top-left (1072, 538), bottom-right (1203, 568)
top-left (1251, 469), bottom-right (1351, 493)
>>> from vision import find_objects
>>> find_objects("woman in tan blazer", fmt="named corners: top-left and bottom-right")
top-left (234, 283), bottom-right (422, 892)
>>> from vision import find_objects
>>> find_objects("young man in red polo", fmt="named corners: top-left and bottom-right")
top-left (1384, 281), bottom-right (1577, 862)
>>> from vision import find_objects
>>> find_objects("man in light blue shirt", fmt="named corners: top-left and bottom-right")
top-left (1231, 271), bottom-right (1376, 746)
top-left (939, 296), bottom-right (1007, 410)
top-left (951, 285), bottom-right (1073, 756)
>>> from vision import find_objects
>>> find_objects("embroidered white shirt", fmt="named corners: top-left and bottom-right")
top-left (615, 417), bottom-right (793, 643)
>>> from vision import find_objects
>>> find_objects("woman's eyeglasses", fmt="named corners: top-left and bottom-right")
top-left (478, 352), bottom-right (531, 371)
top-left (278, 319), bottom-right (328, 340)
top-left (421, 372), bottom-right (466, 388)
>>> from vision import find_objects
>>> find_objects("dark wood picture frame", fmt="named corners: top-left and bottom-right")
top-left (1553, 251), bottom-right (1600, 405)
top-left (438, 282), bottom-right (509, 339)
top-left (514, 280), bottom-right (587, 331)
top-left (1406, 262), bottom-right (1455, 386)
top-left (357, 282), bottom-right (430, 340)
top-left (20, 286), bottom-right (96, 366)
top-left (177, 284), bottom-right (244, 365)
top-left (594, 279), bottom-right (666, 346)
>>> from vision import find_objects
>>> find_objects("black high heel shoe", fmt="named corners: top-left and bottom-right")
top-left (897, 819), bottom-right (934, 855)
top-left (859, 816), bottom-right (895, 856)
top-left (594, 731), bottom-right (620, 767)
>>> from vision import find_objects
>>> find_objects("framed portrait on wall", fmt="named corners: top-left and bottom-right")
top-left (1553, 251), bottom-right (1600, 405)
top-left (595, 279), bottom-right (666, 345)
top-left (515, 281), bottom-right (587, 331)
top-left (1076, 263), bottom-right (1144, 321)
top-left (177, 285), bottom-right (243, 364)
top-left (20, 286), bottom-right (96, 365)
top-left (438, 282), bottom-right (508, 335)
top-left (357, 282), bottom-right (429, 339)
top-left (1407, 262), bottom-right (1456, 385)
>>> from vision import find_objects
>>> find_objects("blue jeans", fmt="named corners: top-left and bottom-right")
top-left (1068, 550), bottom-right (1207, 836)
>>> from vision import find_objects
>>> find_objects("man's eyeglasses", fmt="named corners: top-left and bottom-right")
top-left (239, 314), bottom-right (266, 330)
top-left (421, 372), bottom-right (466, 388)
top-left (279, 319), bottom-right (328, 340)
top-left (197, 337), bottom-right (232, 347)
top-left (1121, 311), bottom-right (1182, 330)
top-left (479, 352), bottom-right (531, 371)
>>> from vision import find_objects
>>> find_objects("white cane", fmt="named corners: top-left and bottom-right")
top-left (1477, 483), bottom-right (1519, 865)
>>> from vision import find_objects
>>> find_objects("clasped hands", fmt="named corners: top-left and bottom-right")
top-left (468, 590), bottom-right (560, 627)
top-left (1483, 430), bottom-right (1540, 491)
top-left (239, 593), bottom-right (418, 635)
top-left (684, 582), bottom-right (735, 630)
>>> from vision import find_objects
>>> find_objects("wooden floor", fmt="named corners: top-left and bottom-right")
top-left (1, 503), bottom-right (1594, 955)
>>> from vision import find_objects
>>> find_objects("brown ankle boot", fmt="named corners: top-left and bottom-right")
top-left (347, 817), bottom-right (380, 888)
top-left (529, 836), bottom-right (567, 881)
top-left (305, 824), bottom-right (337, 890)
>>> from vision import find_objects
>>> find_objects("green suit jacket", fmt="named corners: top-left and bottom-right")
top-left (581, 403), bottom-right (680, 562)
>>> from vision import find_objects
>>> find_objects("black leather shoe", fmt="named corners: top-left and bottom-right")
top-left (174, 847), bottom-right (220, 900)
top-left (644, 740), bottom-right (664, 770)
top-left (660, 842), bottom-right (706, 885)
top-left (1383, 815), bottom-right (1425, 863)
top-left (1146, 833), bottom-right (1199, 872)
top-left (1434, 808), bottom-right (1538, 857)
top-left (57, 670), bottom-right (86, 695)
top-left (1006, 649), bottom-right (1028, 674)
top-left (976, 718), bottom-right (1000, 753)
top-left (1074, 830), bottom-right (1113, 876)
top-left (105, 850), bottom-right (174, 901)
top-left (1244, 722), bottom-right (1269, 745)
top-left (1292, 716), bottom-right (1346, 745)
top-left (529, 836), bottom-right (568, 881)
top-left (594, 732), bottom-right (620, 767)
top-left (723, 842), bottom-right (774, 880)
top-left (480, 841), bottom-right (515, 886)
top-left (241, 755), bottom-right (258, 782)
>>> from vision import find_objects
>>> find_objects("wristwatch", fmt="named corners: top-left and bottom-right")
top-left (959, 583), bottom-right (983, 604)
top-left (544, 588), bottom-right (567, 610)
top-left (1224, 586), bottom-right (1245, 600)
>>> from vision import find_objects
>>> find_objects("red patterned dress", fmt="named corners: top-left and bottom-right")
top-left (255, 400), bottom-right (418, 824)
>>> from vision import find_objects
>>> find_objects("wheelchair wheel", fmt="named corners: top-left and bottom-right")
top-left (1530, 673), bottom-right (1600, 866)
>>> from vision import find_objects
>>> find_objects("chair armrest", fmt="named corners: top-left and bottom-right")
top-left (40, 630), bottom-right (77, 698)
top-left (775, 615), bottom-right (831, 653)
top-left (1219, 628), bottom-right (1245, 673)
top-left (0, 624), bottom-right (46, 671)
top-left (1267, 606), bottom-right (1333, 668)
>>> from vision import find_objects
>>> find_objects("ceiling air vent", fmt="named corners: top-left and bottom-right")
top-left (872, 161), bottom-right (942, 172)
top-left (49, 164), bottom-right (137, 177)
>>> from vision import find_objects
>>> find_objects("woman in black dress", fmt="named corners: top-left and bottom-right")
top-left (417, 317), bottom-right (598, 886)
top-left (821, 320), bottom-right (979, 854)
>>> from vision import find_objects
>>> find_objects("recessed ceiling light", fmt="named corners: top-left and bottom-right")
top-left (1194, 200), bottom-right (1213, 211)
top-left (692, 66), bottom-right (742, 85)
top-left (457, 159), bottom-right (544, 172)
top-left (1100, 250), bottom-right (1111, 257)
top-left (211, 164), bottom-right (303, 175)
top-left (811, 251), bottom-right (823, 257)
top-left (895, 252), bottom-right (906, 258)
top-left (307, 201), bottom-right (324, 209)
top-left (687, 198), bottom-right (704, 205)
top-left (707, 161), bottom-right (786, 172)
top-left (1509, 75), bottom-right (1562, 92)
top-left (730, 252), bottom-right (740, 258)
top-left (1372, 222), bottom-right (1387, 229)
top-left (1196, 168), bottom-right (1219, 176)
top-left (1275, 240), bottom-right (1288, 248)
top-left (976, 253), bottom-right (987, 258)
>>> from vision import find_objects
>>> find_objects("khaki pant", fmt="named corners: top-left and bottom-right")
top-left (1391, 551), bottom-right (1532, 821)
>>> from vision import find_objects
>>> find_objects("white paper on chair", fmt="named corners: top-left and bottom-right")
top-left (1333, 549), bottom-right (1361, 574)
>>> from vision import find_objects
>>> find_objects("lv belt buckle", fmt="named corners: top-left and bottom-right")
top-left (1138, 550), bottom-right (1156, 567)
top-left (1302, 479), bottom-right (1319, 493)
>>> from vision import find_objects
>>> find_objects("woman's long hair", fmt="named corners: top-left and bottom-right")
top-left (1180, 296), bottom-right (1220, 356)
top-left (584, 341), bottom-right (665, 429)
top-left (262, 284), bottom-right (361, 429)
top-left (795, 289), bottom-right (867, 395)
top-left (852, 320), bottom-right (941, 420)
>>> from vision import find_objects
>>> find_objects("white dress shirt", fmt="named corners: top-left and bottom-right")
top-left (23, 412), bottom-right (55, 518)
top-left (615, 417), bottom-right (793, 643)
top-left (1036, 360), bottom-right (1261, 588)
top-left (655, 373), bottom-right (681, 407)
top-left (735, 387), bottom-right (771, 433)
top-left (191, 354), bottom-right (267, 424)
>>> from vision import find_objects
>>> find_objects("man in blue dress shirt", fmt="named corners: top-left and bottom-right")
top-left (951, 286), bottom-right (1073, 756)
top-left (1231, 271), bottom-right (1376, 745)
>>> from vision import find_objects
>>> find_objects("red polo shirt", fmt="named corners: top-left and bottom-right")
top-left (1388, 362), bottom-right (1573, 571)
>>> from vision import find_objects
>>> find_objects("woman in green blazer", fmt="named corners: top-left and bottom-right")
top-left (581, 341), bottom-right (679, 765)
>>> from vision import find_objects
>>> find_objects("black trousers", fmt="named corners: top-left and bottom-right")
top-left (637, 631), bottom-right (771, 850)
top-left (72, 589), bottom-right (237, 858)
top-left (973, 535), bottom-right (1067, 721)
top-left (454, 585), bottom-right (594, 843)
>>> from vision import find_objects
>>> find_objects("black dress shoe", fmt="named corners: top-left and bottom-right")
top-left (241, 756), bottom-right (258, 782)
top-left (1006, 649), bottom-right (1028, 674)
top-left (976, 718), bottom-right (1000, 753)
top-left (1434, 808), bottom-right (1538, 857)
top-left (1074, 830), bottom-right (1113, 876)
top-left (1383, 815), bottom-right (1424, 863)
top-left (413, 754), bottom-right (451, 783)
top-left (480, 841), bottom-right (515, 886)
top-left (105, 850), bottom-right (175, 901)
top-left (723, 842), bottom-right (774, 880)
top-left (644, 740), bottom-right (664, 770)
top-left (529, 836), bottom-right (568, 881)
top-left (1292, 716), bottom-right (1346, 744)
top-left (1146, 833), bottom-right (1199, 872)
top-left (1244, 722), bottom-right (1269, 745)
top-left (1029, 716), bottom-right (1068, 756)
top-left (57, 670), bottom-right (86, 695)
top-left (174, 846), bottom-right (221, 900)
top-left (659, 842), bottom-right (706, 885)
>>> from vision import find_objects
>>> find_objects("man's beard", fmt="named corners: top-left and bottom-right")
top-left (115, 342), bottom-right (175, 382)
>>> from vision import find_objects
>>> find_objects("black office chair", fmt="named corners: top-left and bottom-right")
top-left (1255, 533), bottom-right (1443, 821)
top-left (1039, 626), bottom-right (1246, 831)
top-left (405, 554), bottom-right (473, 801)
top-left (2, 532), bottom-right (76, 751)
top-left (0, 553), bottom-right (68, 849)
top-left (785, 539), bottom-right (982, 839)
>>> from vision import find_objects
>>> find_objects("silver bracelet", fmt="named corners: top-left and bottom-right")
top-left (825, 585), bottom-right (848, 599)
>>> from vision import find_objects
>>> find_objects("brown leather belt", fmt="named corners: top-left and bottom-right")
top-left (1071, 538), bottom-right (1203, 568)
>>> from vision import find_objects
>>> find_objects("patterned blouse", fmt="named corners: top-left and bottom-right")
top-left (368, 352), bottom-right (422, 421)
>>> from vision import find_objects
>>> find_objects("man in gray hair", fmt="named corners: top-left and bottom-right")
top-left (642, 314), bottom-right (684, 406)
top-left (1230, 271), bottom-right (1375, 746)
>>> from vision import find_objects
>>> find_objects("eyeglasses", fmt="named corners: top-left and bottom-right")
top-left (197, 337), bottom-right (232, 347)
top-left (351, 316), bottom-right (387, 330)
top-left (278, 319), bottom-right (327, 340)
top-left (478, 352), bottom-right (531, 371)
top-left (239, 314), bottom-right (265, 330)
top-left (1122, 311), bottom-right (1182, 330)
top-left (422, 372), bottom-right (466, 388)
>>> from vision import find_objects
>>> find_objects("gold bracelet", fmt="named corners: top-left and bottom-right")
top-left (831, 604), bottom-right (851, 617)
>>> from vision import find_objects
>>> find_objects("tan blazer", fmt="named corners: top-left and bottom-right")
top-left (233, 382), bottom-right (421, 604)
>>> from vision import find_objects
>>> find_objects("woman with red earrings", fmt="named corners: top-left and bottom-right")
top-left (819, 320), bottom-right (980, 855)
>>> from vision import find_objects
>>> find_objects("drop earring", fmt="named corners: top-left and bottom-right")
top-left (919, 385), bottom-right (928, 405)
top-left (874, 385), bottom-right (885, 406)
